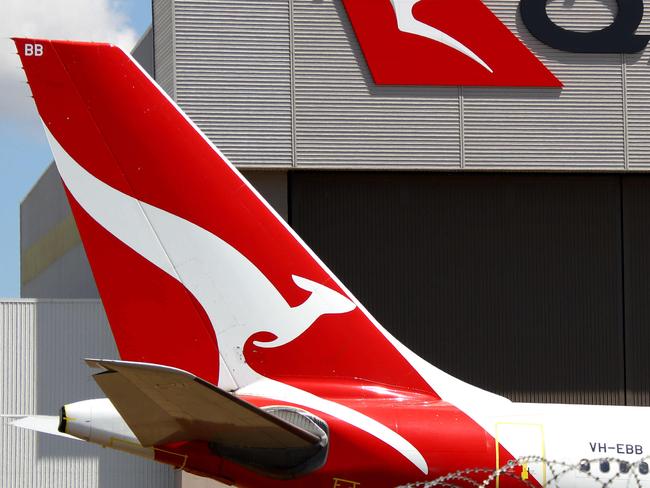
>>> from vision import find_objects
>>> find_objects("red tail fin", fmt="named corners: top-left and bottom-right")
top-left (14, 38), bottom-right (434, 394)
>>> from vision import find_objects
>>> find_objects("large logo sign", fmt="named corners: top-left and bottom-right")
top-left (342, 0), bottom-right (650, 87)
top-left (342, 0), bottom-right (561, 87)
top-left (520, 0), bottom-right (649, 53)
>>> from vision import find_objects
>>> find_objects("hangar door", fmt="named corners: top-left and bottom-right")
top-left (290, 172), bottom-right (639, 405)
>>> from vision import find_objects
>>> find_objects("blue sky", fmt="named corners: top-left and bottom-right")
top-left (0, 1), bottom-right (152, 297)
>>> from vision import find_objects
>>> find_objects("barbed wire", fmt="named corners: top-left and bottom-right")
top-left (397, 456), bottom-right (650, 488)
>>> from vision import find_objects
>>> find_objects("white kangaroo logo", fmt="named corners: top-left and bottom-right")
top-left (45, 126), bottom-right (356, 389)
top-left (45, 127), bottom-right (431, 474)
top-left (389, 0), bottom-right (493, 73)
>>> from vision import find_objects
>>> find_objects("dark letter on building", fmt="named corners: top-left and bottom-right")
top-left (520, 0), bottom-right (649, 53)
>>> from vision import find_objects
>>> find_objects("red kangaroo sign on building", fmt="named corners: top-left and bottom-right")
top-left (341, 0), bottom-right (561, 87)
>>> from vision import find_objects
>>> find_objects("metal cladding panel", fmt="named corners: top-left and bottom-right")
top-left (1, 302), bottom-right (36, 487)
top-left (153, 0), bottom-right (176, 98)
top-left (173, 0), bottom-right (293, 167)
top-left (150, 0), bottom-right (650, 170)
top-left (290, 172), bottom-right (625, 404)
top-left (626, 48), bottom-right (650, 169)
top-left (622, 177), bottom-right (650, 406)
top-left (292, 0), bottom-right (461, 168)
top-left (0, 300), bottom-right (174, 488)
top-left (625, 0), bottom-right (650, 168)
top-left (133, 26), bottom-right (155, 77)
top-left (463, 0), bottom-right (625, 169)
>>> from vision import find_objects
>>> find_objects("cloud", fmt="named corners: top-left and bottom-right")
top-left (0, 0), bottom-right (139, 133)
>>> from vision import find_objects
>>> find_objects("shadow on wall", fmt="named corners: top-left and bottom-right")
top-left (34, 300), bottom-right (175, 488)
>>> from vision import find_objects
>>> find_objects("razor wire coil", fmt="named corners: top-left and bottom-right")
top-left (397, 456), bottom-right (650, 488)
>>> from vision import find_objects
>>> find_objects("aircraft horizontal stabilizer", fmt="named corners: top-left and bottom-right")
top-left (11, 415), bottom-right (79, 441)
top-left (86, 359), bottom-right (328, 477)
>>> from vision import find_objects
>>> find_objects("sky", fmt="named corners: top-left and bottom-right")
top-left (0, 0), bottom-right (152, 297)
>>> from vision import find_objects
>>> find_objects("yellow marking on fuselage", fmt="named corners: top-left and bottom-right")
top-left (333, 477), bottom-right (361, 487)
top-left (153, 446), bottom-right (189, 470)
top-left (495, 422), bottom-right (546, 488)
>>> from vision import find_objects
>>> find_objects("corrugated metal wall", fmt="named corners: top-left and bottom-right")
top-left (1, 302), bottom-right (36, 487)
top-left (627, 47), bottom-right (650, 169)
top-left (290, 172), bottom-right (634, 405)
top-left (171, 0), bottom-right (293, 167)
top-left (623, 179), bottom-right (650, 406)
top-left (153, 0), bottom-right (176, 98)
top-left (0, 300), bottom-right (175, 487)
top-left (465, 0), bottom-right (624, 169)
top-left (292, 0), bottom-right (461, 168)
top-left (153, 0), bottom-right (650, 170)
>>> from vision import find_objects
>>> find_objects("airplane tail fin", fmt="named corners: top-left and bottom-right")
top-left (13, 38), bottom-right (470, 399)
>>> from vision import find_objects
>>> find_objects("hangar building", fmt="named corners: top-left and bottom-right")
top-left (7, 0), bottom-right (650, 486)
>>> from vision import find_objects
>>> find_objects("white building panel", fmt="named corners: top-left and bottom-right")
top-left (0, 300), bottom-right (175, 488)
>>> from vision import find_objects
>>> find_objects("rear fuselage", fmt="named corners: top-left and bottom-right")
top-left (148, 383), bottom-right (650, 487)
